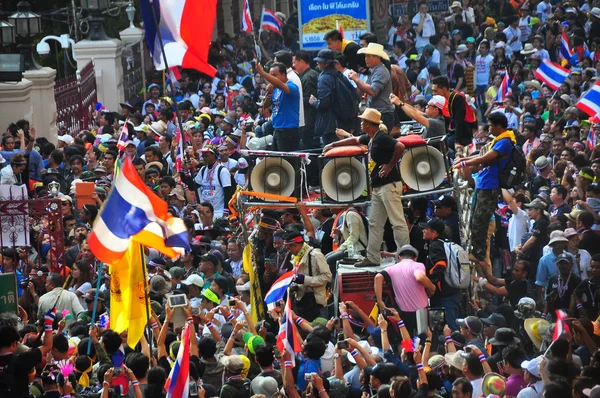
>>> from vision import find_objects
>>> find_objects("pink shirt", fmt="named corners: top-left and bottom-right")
top-left (383, 259), bottom-right (428, 312)
top-left (506, 373), bottom-right (527, 397)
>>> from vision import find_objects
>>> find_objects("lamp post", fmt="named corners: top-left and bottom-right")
top-left (81, 0), bottom-right (110, 41)
top-left (0, 20), bottom-right (16, 47)
top-left (8, 1), bottom-right (42, 70)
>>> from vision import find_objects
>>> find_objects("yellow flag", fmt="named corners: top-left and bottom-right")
top-left (242, 242), bottom-right (264, 325)
top-left (369, 302), bottom-right (379, 322)
top-left (111, 242), bottom-right (148, 348)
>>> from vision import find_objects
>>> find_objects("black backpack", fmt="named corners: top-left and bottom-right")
top-left (332, 72), bottom-right (359, 122)
top-left (0, 354), bottom-right (16, 394)
top-left (223, 379), bottom-right (251, 398)
top-left (499, 142), bottom-right (527, 189)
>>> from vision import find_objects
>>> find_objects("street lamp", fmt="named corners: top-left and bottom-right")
top-left (8, 1), bottom-right (41, 70)
top-left (0, 21), bottom-right (16, 46)
top-left (81, 0), bottom-right (110, 41)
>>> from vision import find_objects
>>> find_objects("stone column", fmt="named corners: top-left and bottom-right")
top-left (0, 79), bottom-right (33, 134)
top-left (23, 67), bottom-right (58, 143)
top-left (222, 0), bottom-right (234, 36)
top-left (119, 26), bottom-right (144, 44)
top-left (73, 39), bottom-right (124, 112)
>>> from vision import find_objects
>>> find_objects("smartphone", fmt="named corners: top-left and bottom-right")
top-left (381, 308), bottom-right (392, 317)
top-left (275, 300), bottom-right (283, 308)
top-left (228, 299), bottom-right (237, 307)
top-left (336, 333), bottom-right (348, 349)
top-left (189, 381), bottom-right (198, 397)
top-left (168, 294), bottom-right (188, 308)
top-left (304, 372), bottom-right (315, 381)
top-left (428, 307), bottom-right (446, 333)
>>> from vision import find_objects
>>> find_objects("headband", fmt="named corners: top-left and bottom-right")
top-left (284, 236), bottom-right (304, 244)
top-left (579, 171), bottom-right (594, 181)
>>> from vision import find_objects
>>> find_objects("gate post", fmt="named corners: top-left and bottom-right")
top-left (24, 67), bottom-right (58, 143)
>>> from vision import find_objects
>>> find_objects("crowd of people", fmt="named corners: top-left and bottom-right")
top-left (1, 0), bottom-right (600, 397)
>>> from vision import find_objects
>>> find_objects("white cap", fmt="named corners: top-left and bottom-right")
top-left (521, 356), bottom-right (542, 378)
top-left (58, 134), bottom-right (74, 144)
top-left (182, 273), bottom-right (204, 288)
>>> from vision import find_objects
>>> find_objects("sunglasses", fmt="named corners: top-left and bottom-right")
top-left (61, 202), bottom-right (71, 206)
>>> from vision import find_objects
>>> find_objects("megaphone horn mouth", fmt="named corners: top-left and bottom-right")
top-left (336, 166), bottom-right (357, 189)
top-left (265, 168), bottom-right (287, 189)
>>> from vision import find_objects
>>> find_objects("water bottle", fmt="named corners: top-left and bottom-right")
top-left (508, 167), bottom-right (517, 185)
top-left (347, 242), bottom-right (355, 258)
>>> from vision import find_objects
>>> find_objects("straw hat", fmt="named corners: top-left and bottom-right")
top-left (357, 43), bottom-right (390, 60)
top-left (521, 43), bottom-right (536, 55)
top-left (358, 108), bottom-right (382, 125)
top-left (524, 318), bottom-right (550, 350)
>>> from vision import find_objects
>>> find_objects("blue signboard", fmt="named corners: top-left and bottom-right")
top-left (298, 0), bottom-right (371, 50)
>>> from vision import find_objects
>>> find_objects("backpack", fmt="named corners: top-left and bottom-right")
top-left (332, 72), bottom-right (359, 122)
top-left (223, 379), bottom-right (251, 398)
top-left (449, 91), bottom-right (477, 124)
top-left (499, 142), bottom-right (527, 189)
top-left (0, 354), bottom-right (16, 394)
top-left (443, 241), bottom-right (471, 289)
top-left (200, 164), bottom-right (238, 190)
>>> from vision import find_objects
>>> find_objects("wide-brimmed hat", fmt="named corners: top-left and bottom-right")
top-left (357, 43), bottom-right (390, 60)
top-left (566, 208), bottom-right (583, 222)
top-left (488, 327), bottom-right (520, 346)
top-left (524, 318), bottom-right (550, 350)
top-left (563, 227), bottom-right (578, 238)
top-left (149, 121), bottom-right (167, 136)
top-left (521, 43), bottom-right (536, 55)
top-left (445, 350), bottom-right (466, 369)
top-left (548, 230), bottom-right (568, 245)
top-left (358, 108), bottom-right (382, 125)
top-left (482, 373), bottom-right (507, 397)
top-left (456, 44), bottom-right (468, 54)
top-left (149, 275), bottom-right (171, 296)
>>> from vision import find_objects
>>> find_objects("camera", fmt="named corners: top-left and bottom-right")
top-left (304, 372), bottom-right (316, 381)
top-left (381, 308), bottom-right (392, 317)
top-left (336, 333), bottom-right (349, 349)
top-left (20, 277), bottom-right (32, 290)
top-left (228, 299), bottom-right (237, 307)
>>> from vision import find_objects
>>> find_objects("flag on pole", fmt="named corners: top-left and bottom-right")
top-left (241, 0), bottom-right (253, 33)
top-left (165, 322), bottom-right (191, 398)
top-left (336, 20), bottom-right (344, 39)
top-left (586, 129), bottom-right (597, 151)
top-left (553, 309), bottom-right (570, 341)
top-left (116, 123), bottom-right (129, 154)
top-left (534, 59), bottom-right (570, 90)
top-left (260, 7), bottom-right (283, 34)
top-left (276, 295), bottom-right (302, 367)
top-left (559, 32), bottom-right (573, 64)
top-left (87, 156), bottom-right (189, 264)
top-left (495, 70), bottom-right (512, 102)
top-left (140, 0), bottom-right (217, 77)
top-left (576, 81), bottom-right (600, 117)
top-left (110, 242), bottom-right (148, 348)
top-left (174, 126), bottom-right (185, 173)
top-left (264, 269), bottom-right (295, 310)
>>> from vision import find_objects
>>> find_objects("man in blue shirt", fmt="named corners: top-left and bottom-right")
top-left (256, 61), bottom-right (301, 152)
top-left (453, 112), bottom-right (513, 274)
top-left (535, 231), bottom-right (573, 303)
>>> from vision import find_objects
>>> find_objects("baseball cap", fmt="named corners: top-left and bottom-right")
top-left (457, 316), bottom-right (483, 334)
top-left (524, 198), bottom-right (546, 210)
top-left (432, 195), bottom-right (456, 209)
top-left (428, 95), bottom-right (449, 116)
top-left (172, 282), bottom-right (189, 295)
top-left (521, 356), bottom-right (542, 378)
top-left (182, 274), bottom-right (204, 288)
top-left (556, 252), bottom-right (573, 264)
top-left (479, 313), bottom-right (507, 328)
top-left (169, 266), bottom-right (185, 279)
top-left (243, 332), bottom-right (265, 354)
top-left (364, 363), bottom-right (395, 384)
top-left (200, 253), bottom-right (220, 267)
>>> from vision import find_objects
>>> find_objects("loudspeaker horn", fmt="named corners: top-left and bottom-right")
top-left (400, 145), bottom-right (446, 191)
top-left (250, 157), bottom-right (296, 200)
top-left (321, 157), bottom-right (367, 202)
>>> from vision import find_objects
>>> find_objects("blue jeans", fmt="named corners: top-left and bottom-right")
top-left (430, 293), bottom-right (461, 331)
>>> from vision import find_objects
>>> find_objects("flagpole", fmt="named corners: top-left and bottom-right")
top-left (87, 264), bottom-right (104, 355)
top-left (139, 243), bottom-right (153, 354)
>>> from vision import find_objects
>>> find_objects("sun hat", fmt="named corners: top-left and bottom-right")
top-left (357, 43), bottom-right (390, 60)
top-left (563, 228), bottom-right (578, 238)
top-left (521, 43), bottom-right (536, 55)
top-left (445, 350), bottom-right (466, 369)
top-left (482, 373), bottom-right (507, 397)
top-left (548, 230), bottom-right (568, 245)
top-left (149, 275), bottom-right (171, 296)
top-left (358, 108), bottom-right (382, 125)
top-left (148, 121), bottom-right (167, 136)
top-left (524, 318), bottom-right (550, 350)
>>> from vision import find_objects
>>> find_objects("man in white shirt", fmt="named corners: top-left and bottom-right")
top-left (518, 6), bottom-right (533, 43)
top-left (497, 95), bottom-right (522, 130)
top-left (274, 51), bottom-right (305, 128)
top-left (475, 40), bottom-right (494, 100)
top-left (412, 2), bottom-right (435, 53)
top-left (503, 16), bottom-right (523, 53)
top-left (38, 273), bottom-right (84, 323)
top-left (536, 0), bottom-right (551, 22)
top-left (194, 147), bottom-right (233, 218)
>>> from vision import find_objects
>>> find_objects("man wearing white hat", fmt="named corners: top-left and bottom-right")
top-left (142, 83), bottom-right (161, 115)
top-left (390, 94), bottom-right (447, 138)
top-left (348, 43), bottom-right (395, 132)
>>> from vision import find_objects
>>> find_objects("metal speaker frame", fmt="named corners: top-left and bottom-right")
top-left (400, 135), bottom-right (454, 199)
top-left (318, 153), bottom-right (371, 203)
top-left (248, 154), bottom-right (302, 201)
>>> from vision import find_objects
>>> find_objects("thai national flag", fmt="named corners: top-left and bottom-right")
top-left (586, 129), bottom-right (597, 151)
top-left (87, 157), bottom-right (189, 264)
top-left (495, 70), bottom-right (512, 102)
top-left (174, 126), bottom-right (185, 173)
top-left (553, 309), bottom-right (570, 341)
top-left (261, 7), bottom-right (283, 34)
top-left (241, 0), bottom-right (253, 33)
top-left (559, 32), bottom-right (573, 64)
top-left (140, 0), bottom-right (217, 77)
top-left (276, 295), bottom-right (302, 367)
top-left (534, 59), bottom-right (570, 90)
top-left (165, 323), bottom-right (191, 398)
top-left (577, 81), bottom-right (600, 118)
top-left (116, 123), bottom-right (129, 154)
top-left (264, 269), bottom-right (295, 310)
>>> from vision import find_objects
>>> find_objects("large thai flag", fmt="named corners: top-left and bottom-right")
top-left (559, 32), bottom-right (573, 64)
top-left (261, 7), bottom-right (283, 34)
top-left (553, 309), bottom-right (570, 341)
top-left (534, 59), bottom-right (570, 90)
top-left (495, 71), bottom-right (512, 102)
top-left (241, 0), bottom-right (253, 33)
top-left (88, 157), bottom-right (189, 264)
top-left (577, 81), bottom-right (600, 118)
top-left (264, 269), bottom-right (295, 310)
top-left (165, 323), bottom-right (191, 398)
top-left (276, 295), bottom-right (302, 367)
top-left (140, 0), bottom-right (217, 77)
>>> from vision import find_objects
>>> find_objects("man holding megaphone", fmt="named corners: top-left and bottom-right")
top-left (324, 108), bottom-right (409, 267)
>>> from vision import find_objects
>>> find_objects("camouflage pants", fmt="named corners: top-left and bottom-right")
top-left (470, 189), bottom-right (500, 262)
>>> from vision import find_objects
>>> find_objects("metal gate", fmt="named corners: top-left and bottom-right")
top-left (122, 40), bottom-right (144, 107)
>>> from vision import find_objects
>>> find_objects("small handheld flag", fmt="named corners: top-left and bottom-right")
top-left (577, 81), bottom-right (600, 118)
top-left (534, 59), bottom-right (570, 90)
top-left (260, 7), bottom-right (282, 34)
